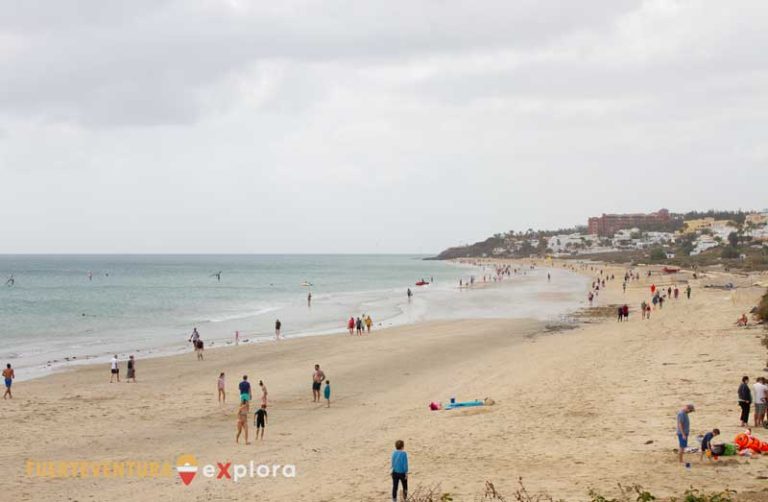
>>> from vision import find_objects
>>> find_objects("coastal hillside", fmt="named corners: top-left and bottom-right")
top-left (432, 209), bottom-right (768, 270)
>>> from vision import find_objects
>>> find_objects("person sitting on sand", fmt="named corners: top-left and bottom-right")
top-left (218, 372), bottom-right (226, 404)
top-left (3, 363), bottom-right (15, 399)
top-left (236, 399), bottom-right (250, 445)
top-left (324, 380), bottom-right (331, 407)
top-left (254, 404), bottom-right (268, 440)
top-left (700, 428), bottom-right (720, 461)
top-left (736, 313), bottom-right (748, 327)
top-left (676, 404), bottom-right (695, 463)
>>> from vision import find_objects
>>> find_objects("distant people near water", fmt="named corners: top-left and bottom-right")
top-left (347, 317), bottom-right (355, 335)
top-left (275, 319), bottom-right (282, 340)
top-left (356, 317), bottom-right (363, 336)
top-left (650, 284), bottom-right (656, 295)
top-left (236, 399), bottom-right (250, 445)
top-left (218, 373), bottom-right (226, 404)
top-left (753, 377), bottom-right (767, 427)
top-left (254, 404), bottom-right (268, 440)
top-left (738, 376), bottom-right (752, 427)
top-left (259, 380), bottom-right (268, 407)
top-left (189, 327), bottom-right (200, 345)
top-left (126, 355), bottom-right (136, 383)
top-left (622, 304), bottom-right (629, 320)
top-left (3, 363), bottom-right (15, 399)
top-left (195, 338), bottom-right (204, 360)
top-left (617, 306), bottom-right (623, 323)
top-left (640, 301), bottom-right (647, 320)
top-left (676, 404), bottom-right (695, 463)
top-left (588, 292), bottom-right (594, 306)
top-left (547, 272), bottom-right (551, 281)
top-left (700, 428), bottom-right (720, 461)
top-left (674, 286), bottom-right (679, 299)
top-left (312, 364), bottom-right (326, 403)
top-left (324, 380), bottom-right (331, 407)
top-left (686, 285), bottom-right (692, 299)
top-left (406, 288), bottom-right (412, 302)
top-left (391, 440), bottom-right (409, 502)
top-left (239, 375), bottom-right (252, 402)
top-left (235, 330), bottom-right (239, 346)
top-left (110, 355), bottom-right (120, 383)
top-left (4, 274), bottom-right (14, 287)
top-left (307, 291), bottom-right (312, 307)
top-left (365, 315), bottom-right (373, 333)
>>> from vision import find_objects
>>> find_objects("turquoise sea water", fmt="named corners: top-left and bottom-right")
top-left (0, 255), bottom-right (588, 379)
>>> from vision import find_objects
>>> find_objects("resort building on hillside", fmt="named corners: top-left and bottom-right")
top-left (587, 209), bottom-right (670, 236)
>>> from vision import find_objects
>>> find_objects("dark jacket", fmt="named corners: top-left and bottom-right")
top-left (738, 382), bottom-right (752, 403)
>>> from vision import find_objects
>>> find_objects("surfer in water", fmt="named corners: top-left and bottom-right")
top-left (5, 275), bottom-right (14, 287)
top-left (212, 271), bottom-right (222, 281)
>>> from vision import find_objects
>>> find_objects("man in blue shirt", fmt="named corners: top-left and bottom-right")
top-left (676, 404), bottom-right (695, 463)
top-left (391, 440), bottom-right (408, 502)
top-left (239, 375), bottom-right (252, 402)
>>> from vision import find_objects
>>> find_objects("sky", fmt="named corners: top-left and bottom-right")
top-left (1, 0), bottom-right (766, 254)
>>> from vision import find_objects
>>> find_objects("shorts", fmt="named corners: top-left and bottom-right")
top-left (677, 433), bottom-right (688, 449)
top-left (756, 403), bottom-right (766, 415)
top-left (4, 378), bottom-right (11, 388)
top-left (312, 382), bottom-right (321, 391)
top-left (256, 418), bottom-right (265, 428)
top-left (240, 393), bottom-right (251, 402)
top-left (111, 369), bottom-right (118, 374)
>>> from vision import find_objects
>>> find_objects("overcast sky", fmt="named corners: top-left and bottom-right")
top-left (1, 0), bottom-right (766, 254)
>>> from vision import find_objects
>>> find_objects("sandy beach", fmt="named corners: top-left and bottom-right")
top-left (2, 261), bottom-right (768, 501)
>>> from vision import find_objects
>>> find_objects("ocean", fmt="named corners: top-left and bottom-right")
top-left (0, 255), bottom-right (588, 379)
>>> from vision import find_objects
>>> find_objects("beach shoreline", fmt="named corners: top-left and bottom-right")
top-left (3, 260), bottom-right (768, 501)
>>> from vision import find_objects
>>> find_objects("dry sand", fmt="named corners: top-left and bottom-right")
top-left (2, 261), bottom-right (768, 501)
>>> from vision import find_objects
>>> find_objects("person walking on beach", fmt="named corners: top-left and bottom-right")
top-left (307, 292), bottom-right (312, 307)
top-left (324, 380), bottom-right (331, 407)
top-left (686, 285), bottom-right (692, 299)
top-left (189, 327), bottom-right (200, 345)
top-left (676, 404), bottom-right (695, 463)
top-left (407, 288), bottom-right (412, 302)
top-left (738, 376), bottom-right (752, 427)
top-left (274, 319), bottom-right (282, 340)
top-left (365, 315), bottom-right (373, 333)
top-left (236, 399), bottom-right (250, 445)
top-left (3, 364), bottom-right (14, 399)
top-left (195, 338), bottom-right (204, 360)
top-left (617, 306), bottom-right (623, 322)
top-left (110, 355), bottom-right (120, 383)
top-left (356, 317), bottom-right (363, 336)
top-left (254, 404), bottom-right (267, 440)
top-left (239, 375), bottom-right (252, 402)
top-left (126, 355), bottom-right (136, 383)
top-left (391, 440), bottom-right (409, 502)
top-left (640, 301), bottom-right (647, 320)
top-left (347, 316), bottom-right (355, 335)
top-left (259, 380), bottom-right (268, 407)
top-left (218, 373), bottom-right (226, 404)
top-left (312, 364), bottom-right (326, 403)
top-left (622, 304), bottom-right (629, 321)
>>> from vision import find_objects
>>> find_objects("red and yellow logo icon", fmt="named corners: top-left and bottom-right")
top-left (176, 454), bottom-right (198, 486)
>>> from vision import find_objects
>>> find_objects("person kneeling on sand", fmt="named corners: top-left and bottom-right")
top-left (700, 428), bottom-right (720, 461)
top-left (736, 313), bottom-right (748, 327)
